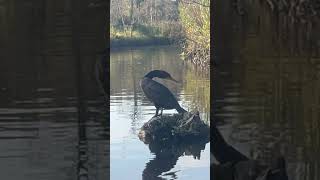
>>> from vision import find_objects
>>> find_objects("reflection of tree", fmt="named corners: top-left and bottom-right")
top-left (213, 13), bottom-right (320, 178)
top-left (95, 49), bottom-right (108, 95)
top-left (142, 138), bottom-right (208, 180)
top-left (130, 50), bottom-right (141, 134)
top-left (131, 50), bottom-right (138, 106)
top-left (110, 47), bottom-right (210, 122)
top-left (182, 66), bottom-right (210, 122)
top-left (212, 1), bottom-right (320, 179)
top-left (1, 1), bottom-right (108, 179)
top-left (72, 4), bottom-right (89, 179)
top-left (110, 47), bottom-right (185, 96)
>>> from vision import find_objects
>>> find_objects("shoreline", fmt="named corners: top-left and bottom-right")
top-left (110, 37), bottom-right (173, 49)
top-left (110, 44), bottom-right (210, 71)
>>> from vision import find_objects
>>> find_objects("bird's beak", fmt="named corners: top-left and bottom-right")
top-left (167, 76), bottom-right (179, 83)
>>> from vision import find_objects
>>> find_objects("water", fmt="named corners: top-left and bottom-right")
top-left (110, 46), bottom-right (210, 180)
top-left (0, 73), bottom-right (108, 180)
top-left (0, 1), bottom-right (108, 179)
top-left (214, 45), bottom-right (320, 180)
top-left (213, 1), bottom-right (320, 178)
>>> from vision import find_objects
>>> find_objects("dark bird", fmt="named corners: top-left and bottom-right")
top-left (140, 70), bottom-right (187, 116)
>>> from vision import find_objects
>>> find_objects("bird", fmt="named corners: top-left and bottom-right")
top-left (140, 70), bottom-right (187, 117)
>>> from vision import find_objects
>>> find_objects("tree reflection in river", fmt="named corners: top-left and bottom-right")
top-left (110, 46), bottom-right (210, 180)
top-left (213, 1), bottom-right (320, 180)
top-left (110, 46), bottom-right (210, 122)
top-left (0, 0), bottom-right (109, 179)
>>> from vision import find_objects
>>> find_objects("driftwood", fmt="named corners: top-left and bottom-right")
top-left (138, 111), bottom-right (209, 178)
top-left (138, 111), bottom-right (209, 144)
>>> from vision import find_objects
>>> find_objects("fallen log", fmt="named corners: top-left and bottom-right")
top-left (138, 111), bottom-right (210, 144)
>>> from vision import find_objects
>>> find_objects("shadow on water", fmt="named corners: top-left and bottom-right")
top-left (0, 1), bottom-right (109, 180)
top-left (143, 138), bottom-right (209, 180)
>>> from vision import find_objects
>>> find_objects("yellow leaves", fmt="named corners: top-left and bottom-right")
top-left (179, 0), bottom-right (210, 49)
top-left (183, 69), bottom-right (210, 122)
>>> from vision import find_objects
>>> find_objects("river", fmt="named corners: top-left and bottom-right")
top-left (110, 46), bottom-right (210, 180)
top-left (0, 1), bottom-right (108, 179)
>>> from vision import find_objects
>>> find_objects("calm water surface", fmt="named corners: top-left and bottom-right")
top-left (0, 1), bottom-right (108, 179)
top-left (0, 60), bottom-right (108, 180)
top-left (214, 58), bottom-right (320, 180)
top-left (110, 46), bottom-right (210, 180)
top-left (213, 2), bottom-right (320, 178)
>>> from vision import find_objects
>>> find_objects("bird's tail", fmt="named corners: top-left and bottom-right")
top-left (176, 106), bottom-right (187, 114)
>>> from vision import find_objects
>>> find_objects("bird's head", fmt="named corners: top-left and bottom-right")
top-left (145, 70), bottom-right (179, 83)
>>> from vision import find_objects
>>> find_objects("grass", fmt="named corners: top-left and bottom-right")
top-left (110, 25), bottom-right (174, 48)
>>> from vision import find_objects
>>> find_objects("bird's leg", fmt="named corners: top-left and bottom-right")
top-left (160, 108), bottom-right (163, 116)
top-left (154, 107), bottom-right (159, 117)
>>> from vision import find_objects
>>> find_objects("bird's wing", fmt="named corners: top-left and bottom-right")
top-left (141, 79), bottom-right (179, 109)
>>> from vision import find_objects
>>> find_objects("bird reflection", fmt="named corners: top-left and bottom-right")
top-left (142, 138), bottom-right (209, 180)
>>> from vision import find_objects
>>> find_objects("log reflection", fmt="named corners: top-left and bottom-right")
top-left (143, 138), bottom-right (208, 180)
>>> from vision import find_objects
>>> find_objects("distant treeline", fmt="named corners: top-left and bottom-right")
top-left (110, 0), bottom-right (182, 44)
top-left (110, 0), bottom-right (210, 68)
